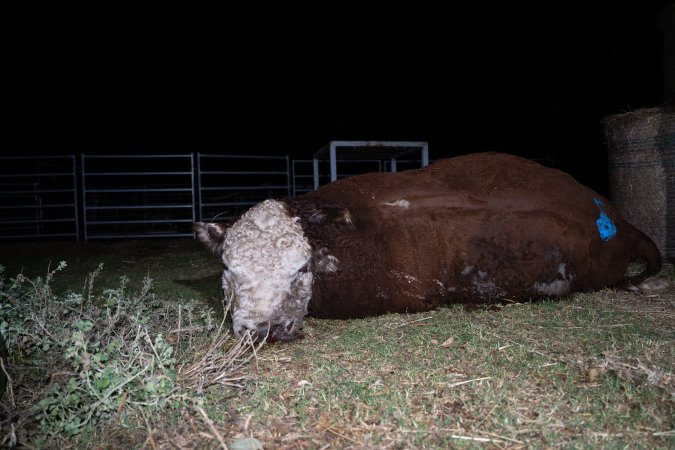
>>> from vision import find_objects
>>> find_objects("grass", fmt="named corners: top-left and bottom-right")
top-left (1, 238), bottom-right (673, 448)
top-left (1, 239), bottom-right (224, 309)
top-left (230, 294), bottom-right (673, 448)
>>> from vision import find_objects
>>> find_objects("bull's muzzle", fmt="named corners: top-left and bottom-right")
top-left (247, 321), bottom-right (298, 343)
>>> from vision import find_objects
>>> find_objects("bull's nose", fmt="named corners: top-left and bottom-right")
top-left (238, 326), bottom-right (281, 343)
top-left (254, 326), bottom-right (271, 342)
top-left (237, 326), bottom-right (269, 343)
top-left (239, 322), bottom-right (298, 343)
top-left (251, 321), bottom-right (297, 343)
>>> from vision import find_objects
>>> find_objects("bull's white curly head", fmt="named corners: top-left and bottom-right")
top-left (194, 199), bottom-right (337, 342)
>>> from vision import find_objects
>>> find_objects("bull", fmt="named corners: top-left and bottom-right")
top-left (194, 153), bottom-right (661, 342)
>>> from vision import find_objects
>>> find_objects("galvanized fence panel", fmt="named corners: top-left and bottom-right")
top-left (0, 155), bottom-right (79, 240)
top-left (291, 160), bottom-right (318, 197)
top-left (197, 153), bottom-right (290, 222)
top-left (292, 159), bottom-right (384, 196)
top-left (293, 158), bottom-right (436, 196)
top-left (81, 154), bottom-right (195, 239)
top-left (0, 152), bottom-right (610, 241)
top-left (382, 158), bottom-right (436, 173)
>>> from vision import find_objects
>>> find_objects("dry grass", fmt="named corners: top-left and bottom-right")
top-left (219, 278), bottom-right (674, 449)
top-left (180, 303), bottom-right (266, 392)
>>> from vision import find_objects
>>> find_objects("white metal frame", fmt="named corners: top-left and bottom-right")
top-left (312, 140), bottom-right (429, 189)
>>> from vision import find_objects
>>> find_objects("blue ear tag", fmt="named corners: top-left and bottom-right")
top-left (593, 199), bottom-right (617, 241)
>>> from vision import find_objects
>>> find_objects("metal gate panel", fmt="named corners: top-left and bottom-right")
top-left (81, 154), bottom-right (195, 239)
top-left (197, 154), bottom-right (290, 222)
top-left (292, 159), bottom-right (384, 197)
top-left (0, 155), bottom-right (79, 240)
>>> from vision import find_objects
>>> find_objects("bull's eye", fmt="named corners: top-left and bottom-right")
top-left (298, 263), bottom-right (309, 273)
top-left (276, 237), bottom-right (291, 249)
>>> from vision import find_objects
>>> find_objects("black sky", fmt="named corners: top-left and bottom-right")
top-left (1, 2), bottom-right (671, 162)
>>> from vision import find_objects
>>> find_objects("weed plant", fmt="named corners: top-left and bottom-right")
top-left (0, 262), bottom-right (257, 448)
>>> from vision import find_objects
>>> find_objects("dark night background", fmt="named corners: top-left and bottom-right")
top-left (2, 2), bottom-right (672, 188)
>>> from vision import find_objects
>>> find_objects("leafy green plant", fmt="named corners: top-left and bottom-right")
top-left (0, 262), bottom-right (256, 446)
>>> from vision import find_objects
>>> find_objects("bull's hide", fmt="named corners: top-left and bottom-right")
top-left (195, 153), bottom-right (661, 341)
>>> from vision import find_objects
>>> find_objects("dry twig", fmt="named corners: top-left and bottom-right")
top-left (194, 404), bottom-right (228, 450)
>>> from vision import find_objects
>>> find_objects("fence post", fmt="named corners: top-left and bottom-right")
top-left (190, 152), bottom-right (196, 227)
top-left (81, 154), bottom-right (88, 241)
top-left (196, 152), bottom-right (203, 222)
top-left (72, 155), bottom-right (80, 241)
top-left (313, 158), bottom-right (319, 190)
top-left (285, 155), bottom-right (291, 198)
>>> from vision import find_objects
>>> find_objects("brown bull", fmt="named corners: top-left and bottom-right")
top-left (194, 153), bottom-right (661, 342)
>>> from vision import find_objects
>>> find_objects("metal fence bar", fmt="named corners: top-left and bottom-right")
top-left (285, 155), bottom-right (291, 198)
top-left (81, 153), bottom-right (88, 240)
top-left (190, 153), bottom-right (196, 229)
top-left (83, 188), bottom-right (193, 193)
top-left (200, 171), bottom-right (289, 175)
top-left (87, 204), bottom-right (193, 210)
top-left (200, 186), bottom-right (290, 191)
top-left (83, 171), bottom-right (192, 176)
top-left (0, 203), bottom-right (75, 209)
top-left (83, 154), bottom-right (193, 159)
top-left (201, 201), bottom-right (258, 207)
top-left (1, 189), bottom-right (77, 194)
top-left (2, 218), bottom-right (78, 224)
top-left (8, 233), bottom-right (80, 239)
top-left (88, 219), bottom-right (195, 225)
top-left (198, 153), bottom-right (288, 160)
top-left (2, 172), bottom-right (75, 177)
top-left (88, 233), bottom-right (195, 239)
top-left (196, 152), bottom-right (203, 222)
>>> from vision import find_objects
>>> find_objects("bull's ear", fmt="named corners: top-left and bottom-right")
top-left (193, 222), bottom-right (229, 254)
top-left (311, 247), bottom-right (339, 273)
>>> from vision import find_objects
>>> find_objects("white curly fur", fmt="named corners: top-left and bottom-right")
top-left (222, 200), bottom-right (313, 339)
